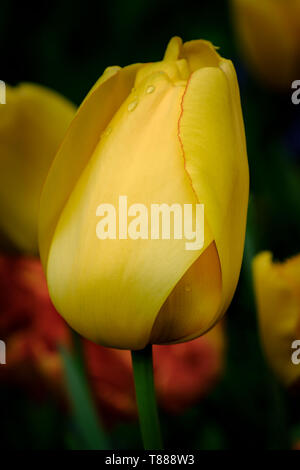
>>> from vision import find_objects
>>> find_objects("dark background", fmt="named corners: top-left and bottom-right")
top-left (0, 0), bottom-right (300, 450)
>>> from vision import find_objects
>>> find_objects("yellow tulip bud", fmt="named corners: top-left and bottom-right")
top-left (231, 0), bottom-right (300, 89)
top-left (253, 252), bottom-right (300, 387)
top-left (0, 83), bottom-right (76, 254)
top-left (39, 37), bottom-right (249, 350)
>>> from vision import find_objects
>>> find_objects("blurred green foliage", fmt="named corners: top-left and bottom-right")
top-left (0, 0), bottom-right (299, 450)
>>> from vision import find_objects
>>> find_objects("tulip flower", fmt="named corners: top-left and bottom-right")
top-left (0, 254), bottom-right (70, 397)
top-left (0, 83), bottom-right (75, 254)
top-left (39, 36), bottom-right (249, 351)
top-left (252, 252), bottom-right (300, 388)
top-left (39, 37), bottom-right (248, 449)
top-left (231, 0), bottom-right (300, 89)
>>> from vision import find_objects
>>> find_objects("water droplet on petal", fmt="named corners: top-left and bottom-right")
top-left (146, 85), bottom-right (155, 94)
top-left (100, 127), bottom-right (112, 139)
top-left (128, 99), bottom-right (138, 112)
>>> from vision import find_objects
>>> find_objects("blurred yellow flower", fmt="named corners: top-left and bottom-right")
top-left (253, 252), bottom-right (300, 387)
top-left (231, 0), bottom-right (300, 89)
top-left (0, 83), bottom-right (75, 254)
top-left (39, 37), bottom-right (249, 350)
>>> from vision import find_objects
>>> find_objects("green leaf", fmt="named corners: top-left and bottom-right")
top-left (60, 344), bottom-right (110, 450)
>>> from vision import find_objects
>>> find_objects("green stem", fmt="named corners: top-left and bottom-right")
top-left (131, 345), bottom-right (163, 450)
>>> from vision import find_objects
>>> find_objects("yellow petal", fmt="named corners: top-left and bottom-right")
top-left (253, 252), bottom-right (300, 386)
top-left (0, 83), bottom-right (75, 254)
top-left (163, 36), bottom-right (183, 61)
top-left (150, 241), bottom-right (221, 344)
top-left (178, 52), bottom-right (249, 340)
top-left (151, 41), bottom-right (248, 344)
top-left (45, 70), bottom-right (212, 350)
top-left (181, 40), bottom-right (220, 71)
top-left (39, 64), bottom-right (141, 269)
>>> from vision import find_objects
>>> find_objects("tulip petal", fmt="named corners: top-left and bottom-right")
top-left (180, 40), bottom-right (220, 71)
top-left (150, 241), bottom-right (222, 343)
top-left (178, 63), bottom-right (249, 340)
top-left (0, 83), bottom-right (75, 254)
top-left (163, 36), bottom-right (183, 61)
top-left (46, 71), bottom-right (213, 349)
top-left (253, 252), bottom-right (300, 386)
top-left (39, 63), bottom-right (141, 268)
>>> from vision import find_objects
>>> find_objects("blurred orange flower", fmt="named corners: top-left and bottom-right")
top-left (0, 254), bottom-right (70, 397)
top-left (0, 254), bottom-right (225, 423)
top-left (153, 328), bottom-right (225, 413)
top-left (84, 324), bottom-right (225, 424)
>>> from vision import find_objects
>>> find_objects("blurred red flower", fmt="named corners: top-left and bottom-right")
top-left (294, 441), bottom-right (300, 450)
top-left (84, 324), bottom-right (225, 423)
top-left (0, 254), bottom-right (70, 398)
top-left (0, 254), bottom-right (225, 423)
